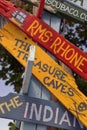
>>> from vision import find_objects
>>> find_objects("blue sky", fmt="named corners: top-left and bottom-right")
top-left (0, 79), bottom-right (14, 130)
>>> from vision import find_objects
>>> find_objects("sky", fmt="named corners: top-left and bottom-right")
top-left (0, 79), bottom-right (14, 130)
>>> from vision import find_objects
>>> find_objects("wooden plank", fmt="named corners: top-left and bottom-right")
top-left (0, 22), bottom-right (76, 85)
top-left (23, 17), bottom-right (87, 81)
top-left (20, 44), bottom-right (48, 130)
top-left (0, 1), bottom-right (87, 80)
top-left (0, 93), bottom-right (86, 130)
top-left (21, 46), bottom-right (35, 94)
top-left (0, 22), bottom-right (87, 128)
top-left (41, 11), bottom-right (61, 130)
top-left (21, 75), bottom-right (50, 130)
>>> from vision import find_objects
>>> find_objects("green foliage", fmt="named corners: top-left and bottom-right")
top-left (8, 122), bottom-right (20, 130)
top-left (24, 4), bottom-right (33, 13)
top-left (64, 22), bottom-right (87, 51)
top-left (0, 45), bottom-right (24, 93)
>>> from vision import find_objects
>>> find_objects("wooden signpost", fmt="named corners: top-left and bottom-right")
top-left (20, 44), bottom-right (49, 130)
top-left (0, 0), bottom-right (87, 128)
top-left (23, 15), bottom-right (87, 81)
top-left (0, 22), bottom-right (87, 128)
top-left (0, 0), bottom-right (87, 80)
top-left (20, 0), bottom-right (87, 24)
top-left (0, 93), bottom-right (86, 130)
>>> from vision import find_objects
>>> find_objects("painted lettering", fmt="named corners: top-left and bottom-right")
top-left (50, 37), bottom-right (87, 72)
top-left (78, 102), bottom-right (87, 112)
top-left (27, 20), bottom-right (53, 43)
top-left (69, 0), bottom-right (84, 6)
top-left (17, 50), bottom-right (28, 61)
top-left (80, 13), bottom-right (87, 22)
top-left (0, 96), bottom-right (23, 114)
top-left (46, 0), bottom-right (87, 22)
top-left (73, 117), bottom-right (84, 128)
top-left (15, 38), bottom-right (30, 52)
top-left (50, 37), bottom-right (70, 54)
top-left (43, 105), bottom-right (53, 122)
top-left (12, 96), bottom-right (23, 107)
top-left (24, 102), bottom-right (29, 118)
top-left (43, 76), bottom-right (74, 96)
top-left (23, 101), bottom-right (85, 128)
top-left (27, 20), bottom-right (39, 36)
top-left (59, 111), bottom-right (71, 126)
top-left (71, 56), bottom-right (87, 72)
top-left (46, 0), bottom-right (79, 18)
top-left (54, 108), bottom-right (59, 124)
top-left (29, 103), bottom-right (42, 121)
top-left (67, 88), bottom-right (74, 96)
top-left (34, 61), bottom-right (67, 82)
top-left (53, 69), bottom-right (67, 82)
top-left (43, 76), bottom-right (63, 89)
top-left (60, 85), bottom-right (74, 96)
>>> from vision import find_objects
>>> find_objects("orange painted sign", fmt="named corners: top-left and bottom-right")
top-left (0, 22), bottom-right (87, 128)
top-left (0, 22), bottom-right (75, 86)
top-left (0, 0), bottom-right (87, 80)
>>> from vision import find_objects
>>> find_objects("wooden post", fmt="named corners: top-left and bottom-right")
top-left (20, 42), bottom-right (50, 130)
top-left (42, 11), bottom-right (61, 130)
top-left (15, 45), bottom-right (36, 129)
top-left (37, 0), bottom-right (45, 18)
top-left (33, 4), bottom-right (62, 129)
top-left (21, 45), bottom-right (36, 94)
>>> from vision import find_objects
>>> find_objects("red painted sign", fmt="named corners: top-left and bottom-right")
top-left (0, 0), bottom-right (87, 80)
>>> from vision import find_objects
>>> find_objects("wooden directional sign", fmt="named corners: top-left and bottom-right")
top-left (0, 22), bottom-right (76, 88)
top-left (0, 0), bottom-right (87, 80)
top-left (0, 22), bottom-right (87, 128)
top-left (20, 0), bottom-right (87, 24)
top-left (0, 93), bottom-right (87, 130)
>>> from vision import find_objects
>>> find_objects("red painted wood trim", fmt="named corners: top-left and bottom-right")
top-left (37, 0), bottom-right (45, 18)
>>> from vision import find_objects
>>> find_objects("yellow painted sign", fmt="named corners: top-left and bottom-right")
top-left (0, 22), bottom-right (87, 127)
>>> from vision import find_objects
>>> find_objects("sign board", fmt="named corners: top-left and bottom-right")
top-left (0, 22), bottom-right (87, 128)
top-left (0, 22), bottom-right (77, 88)
top-left (0, 93), bottom-right (87, 130)
top-left (68, 0), bottom-right (87, 9)
top-left (20, 0), bottom-right (87, 24)
top-left (0, 1), bottom-right (87, 80)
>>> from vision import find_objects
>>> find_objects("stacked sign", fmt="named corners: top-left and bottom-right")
top-left (0, 93), bottom-right (86, 130)
top-left (0, 22), bottom-right (87, 128)
top-left (0, 0), bottom-right (87, 129)
top-left (0, 0), bottom-right (87, 80)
